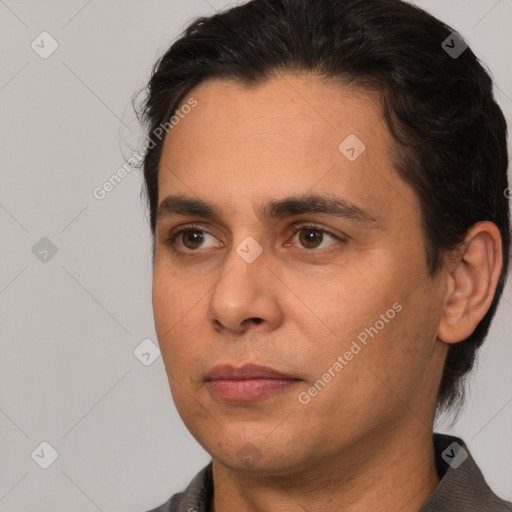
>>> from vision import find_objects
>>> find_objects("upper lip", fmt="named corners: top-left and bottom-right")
top-left (206, 364), bottom-right (298, 381)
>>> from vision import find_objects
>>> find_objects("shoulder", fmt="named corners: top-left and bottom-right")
top-left (144, 462), bottom-right (213, 512)
top-left (420, 433), bottom-right (512, 511)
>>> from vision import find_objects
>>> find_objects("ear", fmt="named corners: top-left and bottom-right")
top-left (437, 221), bottom-right (503, 344)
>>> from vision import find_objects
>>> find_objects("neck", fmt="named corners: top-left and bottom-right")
top-left (210, 423), bottom-right (439, 512)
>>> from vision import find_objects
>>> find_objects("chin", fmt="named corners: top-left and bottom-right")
top-left (203, 431), bottom-right (302, 474)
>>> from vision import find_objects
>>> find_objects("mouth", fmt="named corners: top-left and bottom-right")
top-left (206, 363), bottom-right (301, 402)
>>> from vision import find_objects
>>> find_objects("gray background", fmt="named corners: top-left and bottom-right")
top-left (0, 1), bottom-right (511, 511)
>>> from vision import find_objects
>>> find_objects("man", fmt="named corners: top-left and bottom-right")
top-left (137, 0), bottom-right (512, 510)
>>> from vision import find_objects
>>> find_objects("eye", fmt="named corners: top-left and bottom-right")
top-left (286, 223), bottom-right (345, 250)
top-left (162, 222), bottom-right (345, 253)
top-left (163, 223), bottom-right (222, 251)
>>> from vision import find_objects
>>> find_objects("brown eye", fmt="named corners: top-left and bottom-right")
top-left (181, 230), bottom-right (206, 249)
top-left (164, 224), bottom-right (221, 252)
top-left (298, 228), bottom-right (325, 249)
top-left (289, 224), bottom-right (342, 250)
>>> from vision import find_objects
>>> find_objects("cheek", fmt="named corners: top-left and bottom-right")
top-left (291, 253), bottom-right (435, 388)
top-left (152, 274), bottom-right (174, 339)
top-left (152, 269), bottom-right (189, 367)
top-left (152, 258), bottom-right (197, 333)
top-left (293, 260), bottom-right (400, 343)
top-left (152, 267), bottom-right (208, 377)
top-left (355, 279), bottom-right (442, 404)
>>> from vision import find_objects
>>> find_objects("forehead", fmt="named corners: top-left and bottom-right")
top-left (167, 72), bottom-right (385, 148)
top-left (163, 72), bottom-right (385, 152)
top-left (157, 72), bottom-right (417, 224)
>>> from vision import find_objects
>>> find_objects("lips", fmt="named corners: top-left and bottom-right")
top-left (206, 364), bottom-right (301, 401)
top-left (206, 363), bottom-right (298, 381)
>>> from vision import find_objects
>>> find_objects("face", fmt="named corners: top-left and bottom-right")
top-left (152, 73), bottom-right (449, 475)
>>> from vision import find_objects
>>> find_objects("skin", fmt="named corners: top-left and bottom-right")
top-left (152, 72), bottom-right (502, 512)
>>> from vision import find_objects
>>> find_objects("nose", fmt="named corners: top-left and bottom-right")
top-left (207, 242), bottom-right (284, 335)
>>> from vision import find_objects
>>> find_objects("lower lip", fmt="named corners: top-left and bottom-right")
top-left (208, 378), bottom-right (299, 401)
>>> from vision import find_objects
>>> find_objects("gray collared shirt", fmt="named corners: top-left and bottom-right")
top-left (146, 434), bottom-right (512, 512)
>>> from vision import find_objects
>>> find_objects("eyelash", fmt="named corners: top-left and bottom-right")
top-left (162, 222), bottom-right (346, 253)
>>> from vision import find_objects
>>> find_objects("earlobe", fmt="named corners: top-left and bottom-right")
top-left (437, 221), bottom-right (503, 344)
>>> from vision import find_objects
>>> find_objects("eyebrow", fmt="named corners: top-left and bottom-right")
top-left (156, 193), bottom-right (380, 227)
